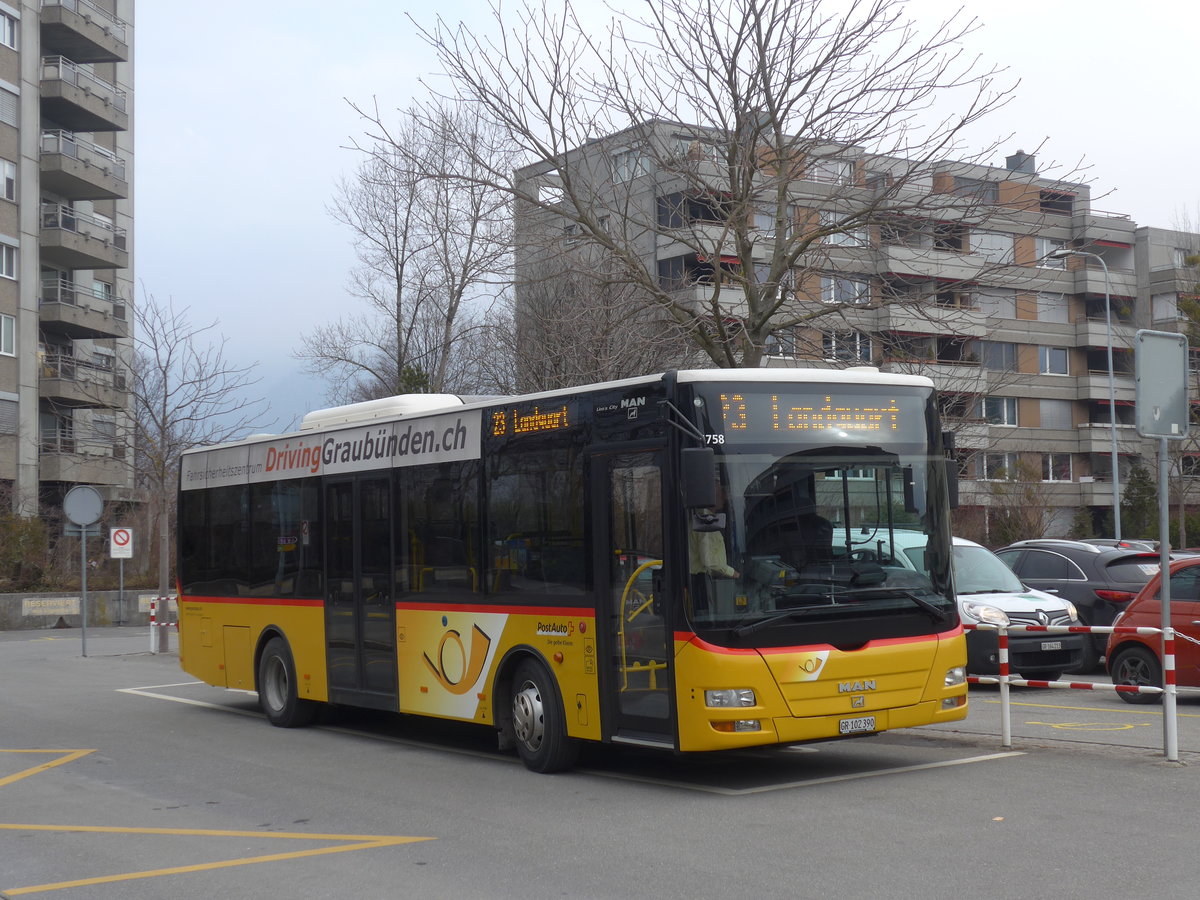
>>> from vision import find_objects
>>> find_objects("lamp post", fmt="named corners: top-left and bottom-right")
top-left (1051, 248), bottom-right (1121, 541)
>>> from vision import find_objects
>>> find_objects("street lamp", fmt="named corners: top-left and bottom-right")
top-left (1050, 248), bottom-right (1121, 541)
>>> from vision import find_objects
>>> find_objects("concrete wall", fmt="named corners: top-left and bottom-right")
top-left (0, 591), bottom-right (175, 631)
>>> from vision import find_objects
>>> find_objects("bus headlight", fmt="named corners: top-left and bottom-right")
top-left (961, 602), bottom-right (1009, 627)
top-left (705, 688), bottom-right (756, 708)
top-left (944, 666), bottom-right (966, 687)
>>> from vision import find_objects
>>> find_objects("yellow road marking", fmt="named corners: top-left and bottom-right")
top-left (980, 698), bottom-right (1200, 717)
top-left (0, 825), bottom-right (432, 896)
top-left (0, 750), bottom-right (95, 788)
top-left (0, 753), bottom-right (434, 895)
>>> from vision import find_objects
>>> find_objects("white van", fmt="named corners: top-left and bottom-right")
top-left (843, 528), bottom-right (1085, 680)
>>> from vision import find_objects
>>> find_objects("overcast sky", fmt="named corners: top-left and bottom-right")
top-left (135, 0), bottom-right (1198, 432)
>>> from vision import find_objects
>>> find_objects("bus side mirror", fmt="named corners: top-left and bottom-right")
top-left (943, 431), bottom-right (959, 510)
top-left (681, 447), bottom-right (717, 509)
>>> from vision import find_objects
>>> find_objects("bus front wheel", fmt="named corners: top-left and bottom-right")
top-left (258, 637), bottom-right (318, 727)
top-left (511, 659), bottom-right (578, 773)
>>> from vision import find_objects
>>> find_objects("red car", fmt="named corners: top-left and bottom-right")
top-left (1106, 557), bottom-right (1200, 704)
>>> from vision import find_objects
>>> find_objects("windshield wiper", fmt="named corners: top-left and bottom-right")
top-left (731, 605), bottom-right (831, 638)
top-left (829, 586), bottom-right (951, 621)
top-left (957, 589), bottom-right (1015, 596)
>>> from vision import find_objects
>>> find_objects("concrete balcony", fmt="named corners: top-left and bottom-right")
top-left (40, 130), bottom-right (128, 200)
top-left (39, 353), bottom-right (128, 409)
top-left (1070, 209), bottom-right (1136, 248)
top-left (39, 278), bottom-right (129, 340)
top-left (40, 56), bottom-right (129, 132)
top-left (1076, 422), bottom-right (1144, 456)
top-left (40, 204), bottom-right (128, 270)
top-left (40, 0), bottom-right (129, 63)
top-left (39, 433), bottom-right (129, 485)
top-left (874, 302), bottom-right (987, 337)
top-left (1076, 373), bottom-right (1135, 404)
top-left (1076, 317), bottom-right (1135, 350)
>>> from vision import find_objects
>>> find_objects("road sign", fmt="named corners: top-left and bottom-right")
top-left (110, 527), bottom-right (133, 559)
top-left (63, 485), bottom-right (104, 526)
top-left (1135, 330), bottom-right (1189, 440)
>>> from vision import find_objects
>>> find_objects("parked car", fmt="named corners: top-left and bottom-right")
top-left (843, 530), bottom-right (1085, 680)
top-left (1107, 556), bottom-right (1200, 704)
top-left (994, 539), bottom-right (1161, 672)
top-left (1080, 538), bottom-right (1158, 552)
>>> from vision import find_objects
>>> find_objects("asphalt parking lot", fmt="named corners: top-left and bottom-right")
top-left (3, 626), bottom-right (1199, 899)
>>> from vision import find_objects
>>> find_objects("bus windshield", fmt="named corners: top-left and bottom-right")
top-left (684, 383), bottom-right (955, 635)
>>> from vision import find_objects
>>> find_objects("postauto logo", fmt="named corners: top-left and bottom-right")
top-left (422, 623), bottom-right (493, 695)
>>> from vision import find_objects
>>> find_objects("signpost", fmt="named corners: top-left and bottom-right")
top-left (1135, 330), bottom-right (1189, 763)
top-left (110, 527), bottom-right (133, 624)
top-left (63, 485), bottom-right (104, 657)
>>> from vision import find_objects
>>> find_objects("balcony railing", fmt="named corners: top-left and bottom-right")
top-left (41, 129), bottom-right (127, 181)
top-left (42, 0), bottom-right (129, 43)
top-left (41, 350), bottom-right (127, 392)
top-left (41, 202), bottom-right (127, 249)
top-left (41, 55), bottom-right (127, 112)
top-left (40, 276), bottom-right (127, 320)
top-left (40, 428), bottom-right (126, 459)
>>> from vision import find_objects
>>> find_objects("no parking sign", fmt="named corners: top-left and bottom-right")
top-left (110, 527), bottom-right (133, 559)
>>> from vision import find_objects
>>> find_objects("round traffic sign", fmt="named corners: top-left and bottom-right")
top-left (63, 485), bottom-right (104, 526)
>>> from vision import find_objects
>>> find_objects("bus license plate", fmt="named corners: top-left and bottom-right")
top-left (1041, 640), bottom-right (1062, 651)
top-left (839, 716), bottom-right (876, 735)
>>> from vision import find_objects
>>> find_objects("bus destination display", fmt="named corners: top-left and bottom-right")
top-left (717, 392), bottom-right (910, 437)
top-left (491, 403), bottom-right (573, 437)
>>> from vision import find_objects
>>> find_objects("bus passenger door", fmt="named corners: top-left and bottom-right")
top-left (594, 451), bottom-right (674, 746)
top-left (325, 475), bottom-right (398, 711)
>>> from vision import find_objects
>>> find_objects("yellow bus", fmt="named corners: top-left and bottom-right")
top-left (177, 368), bottom-right (967, 772)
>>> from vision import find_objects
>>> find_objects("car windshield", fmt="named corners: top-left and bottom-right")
top-left (951, 545), bottom-right (1026, 594)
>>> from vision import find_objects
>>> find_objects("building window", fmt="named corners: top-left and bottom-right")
top-left (0, 397), bottom-right (15, 434)
top-left (952, 177), bottom-right (998, 204)
top-left (806, 157), bottom-right (851, 184)
top-left (0, 13), bottom-right (14, 52)
top-left (1036, 292), bottom-right (1069, 323)
top-left (1040, 398), bottom-right (1073, 430)
top-left (611, 147), bottom-right (650, 183)
top-left (0, 312), bottom-right (12, 355)
top-left (1039, 191), bottom-right (1074, 215)
top-left (1036, 237), bottom-right (1065, 267)
top-left (982, 452), bottom-right (1017, 480)
top-left (1174, 248), bottom-right (1194, 268)
top-left (0, 242), bottom-right (15, 279)
top-left (981, 341), bottom-right (1017, 372)
top-left (0, 158), bottom-right (12, 201)
top-left (0, 87), bottom-right (15, 128)
top-left (823, 331), bottom-right (872, 363)
top-left (819, 211), bottom-right (868, 247)
top-left (821, 275), bottom-right (869, 305)
top-left (976, 288), bottom-right (1016, 319)
top-left (1043, 453), bottom-right (1072, 482)
top-left (979, 396), bottom-right (1017, 426)
top-left (1039, 346), bottom-right (1069, 375)
top-left (971, 231), bottom-right (1014, 264)
top-left (656, 191), bottom-right (730, 228)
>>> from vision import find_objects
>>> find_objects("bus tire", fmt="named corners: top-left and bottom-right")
top-left (258, 636), bottom-right (318, 727)
top-left (511, 659), bottom-right (578, 773)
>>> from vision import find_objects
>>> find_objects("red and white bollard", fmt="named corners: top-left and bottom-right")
top-left (149, 597), bottom-right (169, 654)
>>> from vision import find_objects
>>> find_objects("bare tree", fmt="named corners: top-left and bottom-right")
top-left (132, 291), bottom-right (268, 594)
top-left (298, 102), bottom-right (516, 401)
top-left (396, 0), bottom-right (1070, 373)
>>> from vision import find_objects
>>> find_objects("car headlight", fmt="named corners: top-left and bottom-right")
top-left (705, 688), bottom-right (756, 708)
top-left (1065, 601), bottom-right (1079, 621)
top-left (961, 601), bottom-right (1010, 627)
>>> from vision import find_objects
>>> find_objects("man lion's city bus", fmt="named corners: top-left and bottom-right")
top-left (177, 368), bottom-right (967, 772)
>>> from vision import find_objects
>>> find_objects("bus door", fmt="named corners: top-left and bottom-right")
top-left (592, 450), bottom-right (674, 746)
top-left (325, 474), bottom-right (398, 711)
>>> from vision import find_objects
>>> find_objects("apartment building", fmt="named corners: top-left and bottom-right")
top-left (515, 120), bottom-right (1198, 540)
top-left (0, 0), bottom-right (134, 519)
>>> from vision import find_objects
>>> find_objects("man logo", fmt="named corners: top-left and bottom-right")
top-left (851, 696), bottom-right (866, 708)
top-left (423, 623), bottom-right (492, 695)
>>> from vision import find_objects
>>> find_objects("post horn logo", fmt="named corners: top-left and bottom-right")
top-left (423, 623), bottom-right (493, 695)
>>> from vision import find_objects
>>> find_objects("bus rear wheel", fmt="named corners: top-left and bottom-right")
top-left (511, 659), bottom-right (578, 773)
top-left (258, 637), bottom-right (318, 727)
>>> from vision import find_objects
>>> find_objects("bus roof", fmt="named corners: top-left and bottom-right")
top-left (182, 366), bottom-right (934, 456)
